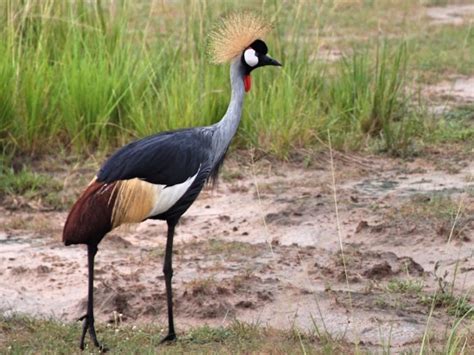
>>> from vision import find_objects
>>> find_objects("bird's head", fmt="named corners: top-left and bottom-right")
top-left (240, 39), bottom-right (281, 92)
top-left (209, 13), bottom-right (282, 93)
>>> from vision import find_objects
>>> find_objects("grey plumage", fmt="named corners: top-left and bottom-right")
top-left (210, 58), bottom-right (246, 166)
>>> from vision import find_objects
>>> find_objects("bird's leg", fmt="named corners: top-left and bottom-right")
top-left (78, 244), bottom-right (108, 352)
top-left (160, 220), bottom-right (177, 344)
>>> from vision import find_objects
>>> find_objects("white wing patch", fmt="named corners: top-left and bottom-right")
top-left (244, 48), bottom-right (258, 67)
top-left (147, 168), bottom-right (199, 217)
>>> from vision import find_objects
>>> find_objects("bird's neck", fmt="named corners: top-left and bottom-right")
top-left (212, 59), bottom-right (245, 164)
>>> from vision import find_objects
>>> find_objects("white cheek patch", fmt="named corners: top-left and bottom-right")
top-left (244, 48), bottom-right (258, 67)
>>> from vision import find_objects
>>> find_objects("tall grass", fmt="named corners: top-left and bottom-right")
top-left (317, 42), bottom-right (424, 155)
top-left (0, 0), bottom-right (423, 159)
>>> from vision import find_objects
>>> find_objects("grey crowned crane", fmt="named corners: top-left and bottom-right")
top-left (62, 13), bottom-right (281, 351)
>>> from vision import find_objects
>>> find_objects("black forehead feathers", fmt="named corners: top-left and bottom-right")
top-left (249, 39), bottom-right (268, 55)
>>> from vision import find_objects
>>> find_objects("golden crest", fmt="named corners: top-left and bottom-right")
top-left (209, 12), bottom-right (271, 64)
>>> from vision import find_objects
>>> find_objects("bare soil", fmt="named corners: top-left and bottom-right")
top-left (1, 150), bottom-right (473, 351)
top-left (426, 4), bottom-right (474, 26)
top-left (427, 76), bottom-right (474, 104)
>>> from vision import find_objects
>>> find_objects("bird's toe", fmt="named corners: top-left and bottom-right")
top-left (160, 333), bottom-right (177, 344)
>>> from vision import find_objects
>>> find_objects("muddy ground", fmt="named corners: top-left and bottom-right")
top-left (1, 148), bottom-right (473, 351)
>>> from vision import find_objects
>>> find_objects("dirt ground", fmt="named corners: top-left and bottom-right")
top-left (1, 148), bottom-right (473, 351)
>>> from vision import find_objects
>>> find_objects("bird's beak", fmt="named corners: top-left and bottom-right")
top-left (244, 54), bottom-right (282, 93)
top-left (260, 54), bottom-right (282, 67)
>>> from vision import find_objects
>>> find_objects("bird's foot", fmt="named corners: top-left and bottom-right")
top-left (160, 332), bottom-right (177, 344)
top-left (78, 314), bottom-right (109, 352)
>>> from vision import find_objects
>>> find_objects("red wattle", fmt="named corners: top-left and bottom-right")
top-left (244, 75), bottom-right (251, 92)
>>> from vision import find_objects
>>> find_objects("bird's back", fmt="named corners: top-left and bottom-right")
top-left (98, 128), bottom-right (212, 185)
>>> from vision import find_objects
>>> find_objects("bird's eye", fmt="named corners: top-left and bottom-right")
top-left (244, 48), bottom-right (259, 67)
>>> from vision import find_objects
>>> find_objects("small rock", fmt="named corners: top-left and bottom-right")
top-left (11, 266), bottom-right (28, 275)
top-left (363, 261), bottom-right (392, 280)
top-left (36, 265), bottom-right (51, 274)
top-left (235, 300), bottom-right (255, 309)
top-left (355, 221), bottom-right (369, 233)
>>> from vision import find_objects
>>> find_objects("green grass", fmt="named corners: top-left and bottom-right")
top-left (0, 316), bottom-right (350, 354)
top-left (384, 278), bottom-right (473, 320)
top-left (386, 279), bottom-right (424, 294)
top-left (315, 41), bottom-right (426, 156)
top-left (0, 165), bottom-right (64, 209)
top-left (429, 105), bottom-right (474, 147)
top-left (0, 0), bottom-right (472, 161)
top-left (1, 314), bottom-right (472, 354)
top-left (410, 25), bottom-right (474, 83)
top-left (420, 292), bottom-right (474, 319)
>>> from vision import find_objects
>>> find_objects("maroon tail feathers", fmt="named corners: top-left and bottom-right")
top-left (63, 181), bottom-right (118, 246)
